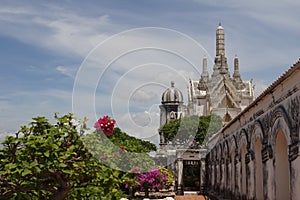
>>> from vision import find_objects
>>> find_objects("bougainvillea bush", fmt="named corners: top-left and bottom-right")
top-left (137, 166), bottom-right (173, 191)
top-left (0, 114), bottom-right (158, 199)
top-left (83, 116), bottom-right (157, 172)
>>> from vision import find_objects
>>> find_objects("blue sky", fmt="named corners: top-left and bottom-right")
top-left (0, 0), bottom-right (299, 145)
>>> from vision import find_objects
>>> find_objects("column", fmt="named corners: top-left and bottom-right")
top-left (226, 158), bottom-right (231, 198)
top-left (200, 158), bottom-right (206, 193)
top-left (220, 158), bottom-right (224, 194)
top-left (246, 151), bottom-right (255, 199)
top-left (289, 142), bottom-right (300, 200)
top-left (177, 158), bottom-right (184, 195)
top-left (262, 145), bottom-right (275, 200)
top-left (234, 153), bottom-right (240, 199)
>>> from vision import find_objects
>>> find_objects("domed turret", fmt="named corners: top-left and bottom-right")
top-left (161, 81), bottom-right (183, 105)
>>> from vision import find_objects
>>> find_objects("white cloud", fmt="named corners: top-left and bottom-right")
top-left (0, 5), bottom-right (112, 58)
top-left (116, 111), bottom-right (160, 144)
top-left (56, 65), bottom-right (76, 78)
top-left (1, 1), bottom-right (299, 148)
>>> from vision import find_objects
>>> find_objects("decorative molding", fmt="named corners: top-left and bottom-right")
top-left (289, 95), bottom-right (300, 143)
top-left (245, 152), bottom-right (251, 164)
top-left (220, 158), bottom-right (224, 165)
top-left (249, 150), bottom-right (255, 161)
top-left (289, 142), bottom-right (299, 162)
top-left (262, 113), bottom-right (271, 140)
top-left (261, 145), bottom-right (273, 163)
top-left (234, 154), bottom-right (239, 165)
top-left (254, 109), bottom-right (264, 119)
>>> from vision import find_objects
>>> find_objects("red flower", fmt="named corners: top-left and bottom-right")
top-left (94, 115), bottom-right (116, 136)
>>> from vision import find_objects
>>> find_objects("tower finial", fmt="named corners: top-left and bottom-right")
top-left (171, 81), bottom-right (175, 87)
top-left (201, 55), bottom-right (209, 82)
top-left (219, 22), bottom-right (221, 26)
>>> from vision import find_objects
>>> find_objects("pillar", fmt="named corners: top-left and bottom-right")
top-left (200, 158), bottom-right (206, 192)
top-left (246, 151), bottom-right (255, 199)
top-left (262, 145), bottom-right (275, 200)
top-left (290, 142), bottom-right (300, 200)
top-left (234, 153), bottom-right (240, 198)
top-left (177, 158), bottom-right (184, 195)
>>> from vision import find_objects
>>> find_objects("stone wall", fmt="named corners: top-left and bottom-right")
top-left (205, 60), bottom-right (300, 200)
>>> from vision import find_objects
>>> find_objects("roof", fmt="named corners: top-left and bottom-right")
top-left (161, 81), bottom-right (184, 104)
top-left (223, 58), bottom-right (300, 130)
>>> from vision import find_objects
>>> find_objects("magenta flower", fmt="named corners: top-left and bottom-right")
top-left (136, 167), bottom-right (168, 192)
top-left (94, 115), bottom-right (116, 136)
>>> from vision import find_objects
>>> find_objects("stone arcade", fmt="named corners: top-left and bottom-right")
top-left (205, 60), bottom-right (300, 200)
top-left (155, 24), bottom-right (300, 199)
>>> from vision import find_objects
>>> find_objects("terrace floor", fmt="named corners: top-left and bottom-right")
top-left (174, 195), bottom-right (206, 200)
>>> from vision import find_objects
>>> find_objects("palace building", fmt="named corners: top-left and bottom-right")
top-left (156, 24), bottom-right (300, 200)
top-left (159, 23), bottom-right (254, 145)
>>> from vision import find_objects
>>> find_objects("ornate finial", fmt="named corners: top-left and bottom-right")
top-left (171, 81), bottom-right (175, 87)
top-left (219, 22), bottom-right (221, 26)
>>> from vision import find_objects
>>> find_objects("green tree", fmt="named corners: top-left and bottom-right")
top-left (0, 114), bottom-right (157, 199)
top-left (159, 115), bottom-right (222, 145)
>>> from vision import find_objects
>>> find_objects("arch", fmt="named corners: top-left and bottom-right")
top-left (250, 120), bottom-right (264, 151)
top-left (274, 129), bottom-right (290, 199)
top-left (238, 129), bottom-right (248, 157)
top-left (229, 134), bottom-right (238, 153)
top-left (237, 130), bottom-right (248, 197)
top-left (238, 128), bottom-right (250, 149)
top-left (248, 121), bottom-right (264, 200)
top-left (223, 139), bottom-right (230, 156)
top-left (269, 106), bottom-right (292, 147)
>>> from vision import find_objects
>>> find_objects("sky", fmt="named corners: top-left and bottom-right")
top-left (0, 0), bottom-right (299, 146)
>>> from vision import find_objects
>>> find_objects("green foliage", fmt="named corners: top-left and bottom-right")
top-left (82, 128), bottom-right (156, 173)
top-left (109, 128), bottom-right (157, 153)
top-left (157, 166), bottom-right (174, 187)
top-left (0, 114), bottom-right (157, 199)
top-left (159, 115), bottom-right (222, 145)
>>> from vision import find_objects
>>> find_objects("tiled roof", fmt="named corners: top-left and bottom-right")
top-left (223, 58), bottom-right (300, 130)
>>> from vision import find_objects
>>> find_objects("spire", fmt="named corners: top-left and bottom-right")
top-left (171, 81), bottom-right (175, 88)
top-left (233, 55), bottom-right (241, 79)
top-left (213, 23), bottom-right (229, 77)
top-left (233, 55), bottom-right (243, 89)
top-left (216, 23), bottom-right (225, 56)
top-left (188, 79), bottom-right (192, 102)
top-left (201, 55), bottom-right (209, 82)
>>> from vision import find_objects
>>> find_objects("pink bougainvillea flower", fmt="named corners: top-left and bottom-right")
top-left (94, 115), bottom-right (116, 136)
top-left (136, 167), bottom-right (168, 192)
